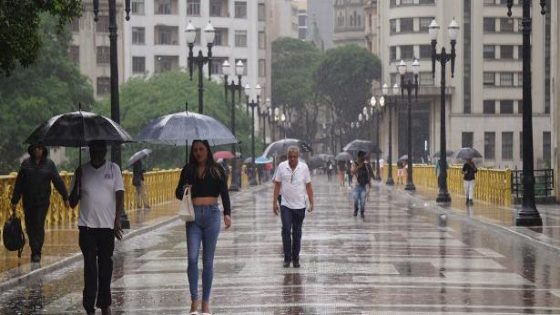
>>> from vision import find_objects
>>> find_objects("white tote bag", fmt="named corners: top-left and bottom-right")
top-left (178, 186), bottom-right (195, 222)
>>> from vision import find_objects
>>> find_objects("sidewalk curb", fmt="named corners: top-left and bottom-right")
top-left (380, 184), bottom-right (560, 255)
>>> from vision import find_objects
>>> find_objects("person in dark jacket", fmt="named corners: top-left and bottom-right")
top-left (132, 160), bottom-right (150, 210)
top-left (11, 143), bottom-right (69, 263)
top-left (462, 157), bottom-right (478, 206)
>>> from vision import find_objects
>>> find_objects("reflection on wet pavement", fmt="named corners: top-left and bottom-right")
top-left (2, 176), bottom-right (560, 314)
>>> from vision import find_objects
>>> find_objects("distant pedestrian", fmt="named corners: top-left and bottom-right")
top-left (175, 140), bottom-right (231, 315)
top-left (132, 160), bottom-right (150, 210)
top-left (326, 160), bottom-right (334, 181)
top-left (346, 161), bottom-right (352, 187)
top-left (351, 151), bottom-right (371, 218)
top-left (396, 160), bottom-right (405, 185)
top-left (11, 143), bottom-right (69, 263)
top-left (273, 146), bottom-right (314, 268)
top-left (69, 140), bottom-right (124, 315)
top-left (337, 161), bottom-right (346, 187)
top-left (462, 158), bottom-right (477, 206)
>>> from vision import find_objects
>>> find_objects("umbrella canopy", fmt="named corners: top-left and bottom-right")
top-left (262, 138), bottom-right (312, 158)
top-left (454, 147), bottom-right (482, 160)
top-left (307, 156), bottom-right (325, 169)
top-left (433, 150), bottom-right (454, 158)
top-left (315, 153), bottom-right (335, 162)
top-left (243, 157), bottom-right (253, 164)
top-left (335, 151), bottom-right (353, 161)
top-left (127, 148), bottom-right (152, 166)
top-left (137, 111), bottom-right (237, 146)
top-left (25, 111), bottom-right (133, 147)
top-left (255, 156), bottom-right (273, 164)
top-left (343, 139), bottom-right (381, 154)
top-left (399, 154), bottom-right (408, 161)
top-left (213, 150), bottom-right (235, 160)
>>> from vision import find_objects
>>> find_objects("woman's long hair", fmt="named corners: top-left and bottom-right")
top-left (189, 140), bottom-right (224, 180)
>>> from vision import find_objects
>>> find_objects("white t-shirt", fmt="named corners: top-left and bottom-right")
top-left (71, 161), bottom-right (124, 229)
top-left (273, 161), bottom-right (311, 209)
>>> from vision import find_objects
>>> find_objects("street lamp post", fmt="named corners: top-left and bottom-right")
top-left (505, 0), bottom-right (545, 226)
top-left (259, 103), bottom-right (270, 147)
top-left (245, 84), bottom-right (261, 186)
top-left (222, 60), bottom-right (244, 191)
top-left (382, 83), bottom-right (400, 186)
top-left (429, 18), bottom-right (458, 204)
top-left (369, 96), bottom-right (384, 181)
top-left (186, 21), bottom-right (215, 114)
top-left (92, 0), bottom-right (131, 228)
top-left (398, 59), bottom-right (420, 191)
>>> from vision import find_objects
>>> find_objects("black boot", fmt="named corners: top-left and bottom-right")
top-left (360, 210), bottom-right (365, 219)
top-left (353, 208), bottom-right (358, 216)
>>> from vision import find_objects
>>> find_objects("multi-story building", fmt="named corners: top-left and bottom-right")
top-left (333, 0), bottom-right (366, 47)
top-left (364, 0), bottom-right (379, 56)
top-left (552, 0), bottom-right (560, 201)
top-left (376, 0), bottom-right (551, 170)
top-left (69, 0), bottom-right (126, 100)
top-left (307, 0), bottom-right (335, 51)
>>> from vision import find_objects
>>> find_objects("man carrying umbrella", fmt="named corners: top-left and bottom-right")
top-left (69, 140), bottom-right (124, 315)
top-left (462, 157), bottom-right (478, 206)
top-left (129, 149), bottom-right (152, 210)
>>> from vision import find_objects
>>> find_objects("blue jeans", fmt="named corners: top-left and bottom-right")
top-left (353, 185), bottom-right (367, 212)
top-left (280, 206), bottom-right (306, 263)
top-left (186, 204), bottom-right (221, 302)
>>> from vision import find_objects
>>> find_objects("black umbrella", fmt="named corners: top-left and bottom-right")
top-left (433, 150), bottom-right (454, 158)
top-left (137, 111), bottom-right (237, 146)
top-left (262, 138), bottom-right (312, 158)
top-left (307, 156), bottom-right (325, 169)
top-left (25, 111), bottom-right (133, 147)
top-left (454, 147), bottom-right (482, 160)
top-left (335, 151), bottom-right (353, 161)
top-left (343, 139), bottom-right (381, 154)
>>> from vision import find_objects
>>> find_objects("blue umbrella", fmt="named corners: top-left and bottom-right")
top-left (255, 156), bottom-right (273, 164)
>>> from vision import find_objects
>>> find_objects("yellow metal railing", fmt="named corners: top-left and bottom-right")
top-left (383, 164), bottom-right (512, 207)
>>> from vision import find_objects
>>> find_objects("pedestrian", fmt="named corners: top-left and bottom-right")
top-left (462, 157), bottom-right (477, 206)
top-left (132, 159), bottom-right (150, 210)
top-left (346, 161), bottom-right (353, 187)
top-left (217, 158), bottom-right (230, 187)
top-left (68, 140), bottom-right (124, 315)
top-left (175, 140), bottom-right (232, 315)
top-left (337, 161), bottom-right (346, 187)
top-left (11, 143), bottom-right (69, 263)
top-left (273, 146), bottom-right (314, 268)
top-left (351, 151), bottom-right (371, 218)
top-left (326, 160), bottom-right (334, 181)
top-left (435, 158), bottom-right (449, 190)
top-left (396, 160), bottom-right (404, 185)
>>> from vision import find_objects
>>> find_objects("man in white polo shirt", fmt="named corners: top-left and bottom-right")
top-left (273, 146), bottom-right (314, 268)
top-left (69, 140), bottom-right (124, 315)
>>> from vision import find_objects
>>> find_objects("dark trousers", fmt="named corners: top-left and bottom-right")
top-left (78, 227), bottom-right (115, 313)
top-left (23, 203), bottom-right (49, 256)
top-left (280, 206), bottom-right (305, 263)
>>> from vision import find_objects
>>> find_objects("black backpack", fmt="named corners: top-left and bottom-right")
top-left (3, 214), bottom-right (25, 258)
top-left (357, 165), bottom-right (370, 186)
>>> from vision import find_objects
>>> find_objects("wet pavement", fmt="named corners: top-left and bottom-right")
top-left (3, 176), bottom-right (560, 314)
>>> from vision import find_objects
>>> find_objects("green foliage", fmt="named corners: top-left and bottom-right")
top-left (0, 13), bottom-right (94, 173)
top-left (313, 45), bottom-right (381, 123)
top-left (95, 71), bottom-right (253, 170)
top-left (0, 0), bottom-right (82, 76)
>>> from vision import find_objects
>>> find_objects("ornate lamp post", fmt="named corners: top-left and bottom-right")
top-left (505, 0), bottom-right (546, 226)
top-left (369, 96), bottom-right (384, 180)
top-left (398, 59), bottom-right (420, 191)
top-left (429, 18), bottom-right (458, 204)
top-left (258, 100), bottom-right (270, 147)
top-left (92, 0), bottom-right (131, 228)
top-left (222, 60), bottom-right (244, 191)
top-left (245, 84), bottom-right (261, 186)
top-left (186, 21), bottom-right (215, 114)
top-left (381, 83), bottom-right (400, 186)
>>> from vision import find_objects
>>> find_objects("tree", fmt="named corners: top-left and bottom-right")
top-left (96, 71), bottom-right (253, 170)
top-left (0, 0), bottom-right (82, 76)
top-left (313, 45), bottom-right (381, 126)
top-left (0, 14), bottom-right (94, 173)
top-left (271, 38), bottom-right (323, 142)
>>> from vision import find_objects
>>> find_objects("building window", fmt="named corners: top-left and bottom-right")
top-left (401, 0), bottom-right (414, 5)
top-left (400, 18), bottom-right (414, 33)
top-left (132, 0), bottom-right (145, 15)
top-left (390, 73), bottom-right (398, 86)
top-left (96, 46), bottom-right (110, 64)
top-left (214, 28), bottom-right (228, 46)
top-left (483, 100), bottom-right (495, 114)
top-left (518, 45), bottom-right (523, 59)
top-left (502, 132), bottom-right (513, 160)
top-left (155, 0), bottom-right (176, 14)
top-left (419, 72), bottom-right (434, 86)
top-left (543, 131), bottom-right (551, 166)
top-left (390, 19), bottom-right (397, 34)
top-left (258, 59), bottom-right (266, 77)
top-left (132, 27), bottom-right (145, 45)
top-left (483, 45), bottom-right (495, 59)
top-left (500, 17), bottom-right (514, 32)
top-left (154, 55), bottom-right (179, 73)
top-left (419, 0), bottom-right (435, 4)
top-left (210, 0), bottom-right (226, 17)
top-left (69, 45), bottom-right (79, 64)
top-left (500, 45), bottom-right (514, 59)
top-left (419, 17), bottom-right (433, 33)
top-left (96, 77), bottom-right (110, 96)
top-left (500, 72), bottom-right (513, 86)
top-left (483, 18), bottom-right (495, 32)
top-left (258, 3), bottom-right (265, 21)
top-left (235, 30), bottom-right (247, 47)
top-left (390, 46), bottom-right (397, 61)
top-left (462, 132), bottom-right (474, 148)
top-left (235, 58), bottom-right (248, 75)
top-left (96, 16), bottom-right (109, 33)
top-left (258, 31), bottom-right (266, 49)
top-left (210, 57), bottom-right (226, 74)
top-left (154, 25), bottom-right (179, 45)
top-left (484, 132), bottom-right (496, 160)
top-left (234, 1), bottom-right (247, 18)
top-left (484, 0), bottom-right (495, 5)
top-left (517, 100), bottom-right (523, 114)
top-left (520, 131), bottom-right (523, 160)
top-left (483, 72), bottom-right (495, 86)
top-left (500, 100), bottom-right (514, 114)
top-left (132, 56), bottom-right (145, 73)
top-left (517, 72), bottom-right (523, 86)
top-left (400, 45), bottom-right (414, 60)
top-left (419, 45), bottom-right (431, 59)
top-left (187, 0), bottom-right (200, 16)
